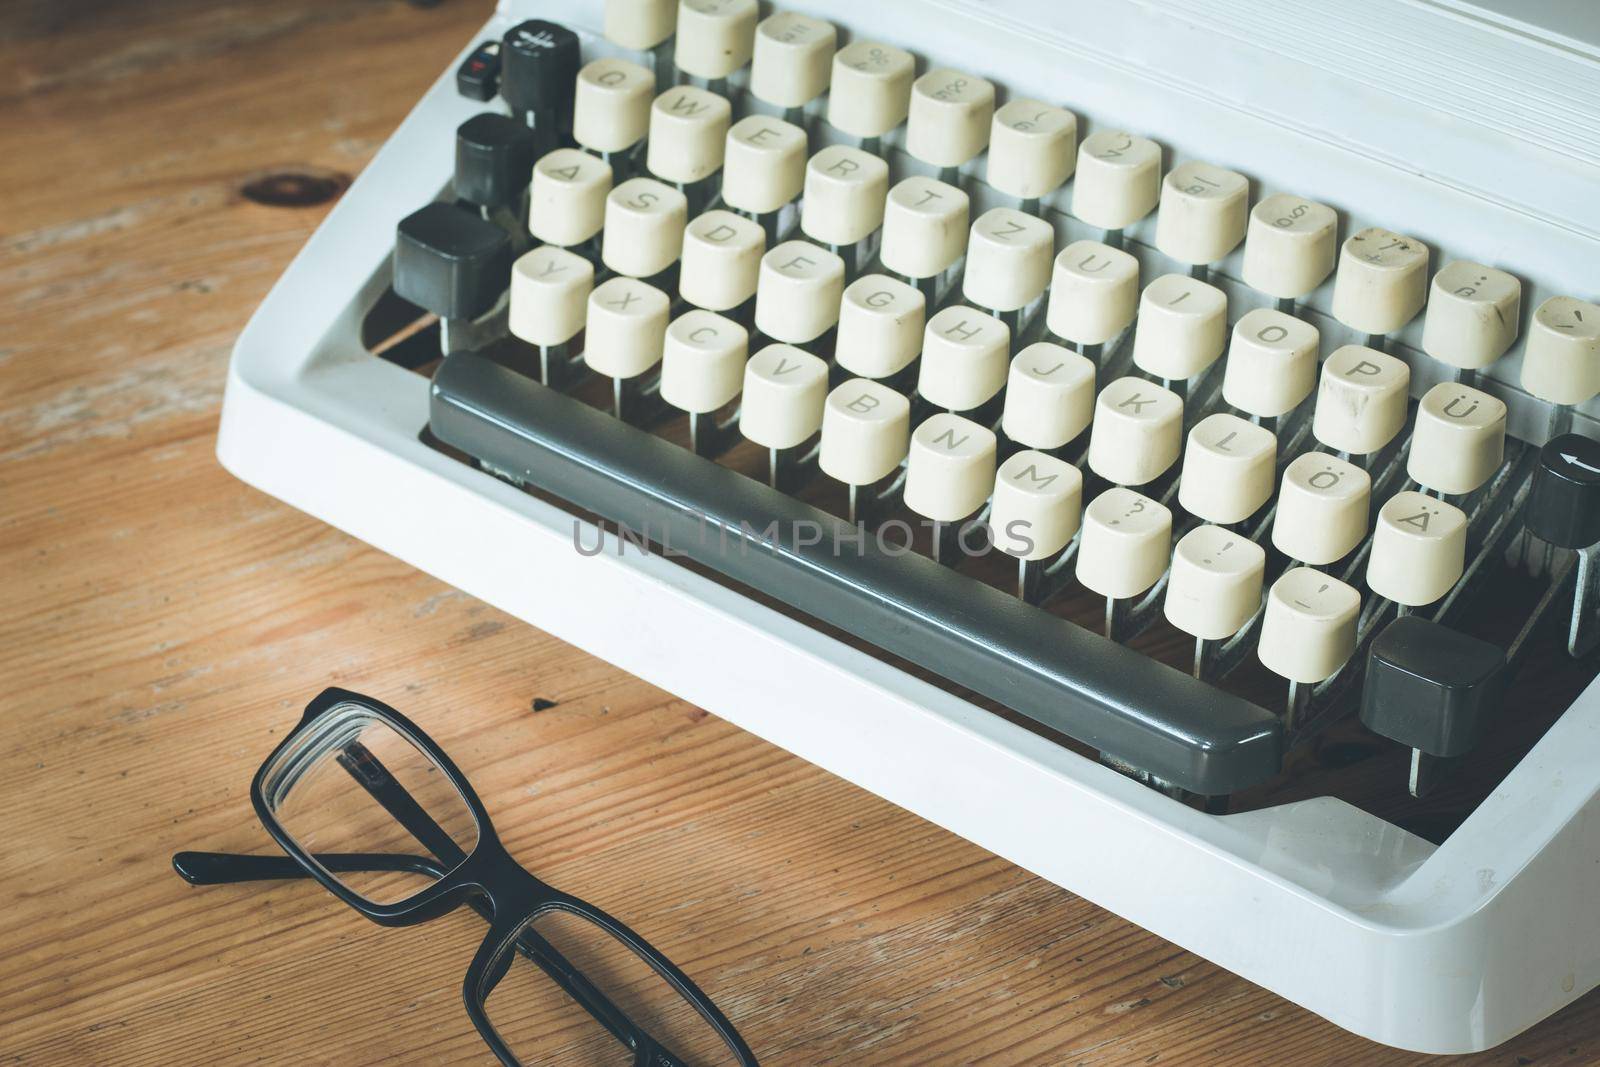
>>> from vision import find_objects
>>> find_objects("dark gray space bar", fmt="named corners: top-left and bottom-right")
top-left (429, 353), bottom-right (1283, 795)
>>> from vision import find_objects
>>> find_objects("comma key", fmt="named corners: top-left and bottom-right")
top-left (1076, 487), bottom-right (1172, 601)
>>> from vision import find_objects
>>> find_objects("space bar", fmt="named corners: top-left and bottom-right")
top-left (429, 353), bottom-right (1283, 796)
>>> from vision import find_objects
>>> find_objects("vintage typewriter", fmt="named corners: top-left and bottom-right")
top-left (219, 0), bottom-right (1600, 1052)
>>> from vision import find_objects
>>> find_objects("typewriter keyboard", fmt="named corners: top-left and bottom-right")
top-left (375, 0), bottom-right (1600, 832)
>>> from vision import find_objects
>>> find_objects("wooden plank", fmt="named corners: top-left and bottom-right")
top-left (1, 1), bottom-right (1596, 1062)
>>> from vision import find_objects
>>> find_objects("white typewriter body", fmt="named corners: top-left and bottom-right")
top-left (218, 0), bottom-right (1600, 1052)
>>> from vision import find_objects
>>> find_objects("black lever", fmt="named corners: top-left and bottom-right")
top-left (394, 202), bottom-right (512, 355)
top-left (1361, 615), bottom-right (1506, 797)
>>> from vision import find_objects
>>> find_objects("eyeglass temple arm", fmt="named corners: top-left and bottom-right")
top-left (326, 747), bottom-right (664, 1052)
top-left (332, 745), bottom-right (705, 1062)
top-left (335, 744), bottom-right (469, 868)
top-left (172, 850), bottom-right (652, 1056)
top-left (172, 850), bottom-right (450, 885)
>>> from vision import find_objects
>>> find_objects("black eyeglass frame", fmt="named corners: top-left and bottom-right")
top-left (178, 686), bottom-right (758, 1067)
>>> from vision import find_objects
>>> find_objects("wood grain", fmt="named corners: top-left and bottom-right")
top-left (1, 1), bottom-right (1597, 1063)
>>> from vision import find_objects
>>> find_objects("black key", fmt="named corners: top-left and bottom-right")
top-left (1528, 433), bottom-right (1600, 549)
top-left (393, 202), bottom-right (511, 321)
top-left (1361, 615), bottom-right (1506, 758)
top-left (455, 114), bottom-right (537, 211)
top-left (500, 19), bottom-right (580, 140)
top-left (455, 40), bottom-right (502, 101)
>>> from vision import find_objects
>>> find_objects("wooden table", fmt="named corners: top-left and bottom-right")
top-left (3, 1), bottom-right (1597, 1062)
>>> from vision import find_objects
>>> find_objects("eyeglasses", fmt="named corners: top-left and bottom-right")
top-left (174, 687), bottom-right (759, 1066)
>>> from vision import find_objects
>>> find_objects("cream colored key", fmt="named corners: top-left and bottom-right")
top-left (1221, 309), bottom-right (1319, 418)
top-left (1072, 131), bottom-right (1161, 231)
top-left (801, 146), bottom-right (889, 247)
top-left (573, 58), bottom-right (654, 154)
top-left (1045, 240), bottom-right (1140, 347)
top-left (606, 0), bottom-right (676, 50)
top-left (879, 176), bottom-right (969, 280)
top-left (678, 209), bottom-right (764, 312)
top-left (1258, 569), bottom-right (1361, 684)
top-left (1272, 452), bottom-right (1371, 565)
top-left (1165, 525), bottom-right (1266, 640)
top-left (819, 379), bottom-right (911, 486)
top-left (1242, 194), bottom-right (1338, 300)
top-left (529, 149), bottom-right (612, 247)
top-left (918, 307), bottom-right (1010, 413)
top-left (986, 100), bottom-right (1076, 201)
top-left (1155, 161), bottom-right (1249, 267)
top-left (1076, 487), bottom-right (1172, 600)
top-left (509, 245), bottom-right (594, 347)
top-left (749, 11), bottom-right (836, 109)
top-left (991, 451), bottom-right (1083, 560)
top-left (660, 309), bottom-right (748, 413)
top-left (1420, 261), bottom-right (1521, 370)
top-left (904, 413), bottom-right (997, 522)
top-left (1178, 414), bottom-right (1276, 525)
top-left (602, 177), bottom-right (688, 278)
top-left (1367, 492), bottom-right (1467, 607)
top-left (906, 68), bottom-right (995, 169)
top-left (1522, 296), bottom-right (1600, 405)
top-left (1408, 382), bottom-right (1506, 495)
top-left (739, 344), bottom-right (828, 448)
top-left (721, 116), bottom-right (806, 215)
top-left (828, 40), bottom-right (914, 139)
top-left (647, 86), bottom-right (731, 184)
top-left (836, 275), bottom-right (925, 379)
top-left (963, 208), bottom-right (1054, 313)
top-left (584, 277), bottom-right (670, 378)
top-left (754, 241), bottom-right (845, 344)
top-left (1131, 274), bottom-right (1227, 381)
top-left (1088, 377), bottom-right (1183, 487)
top-left (1312, 345), bottom-right (1411, 455)
top-left (675, 0), bottom-right (757, 80)
top-left (1332, 227), bottom-right (1430, 336)
top-left (1001, 343), bottom-right (1096, 450)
